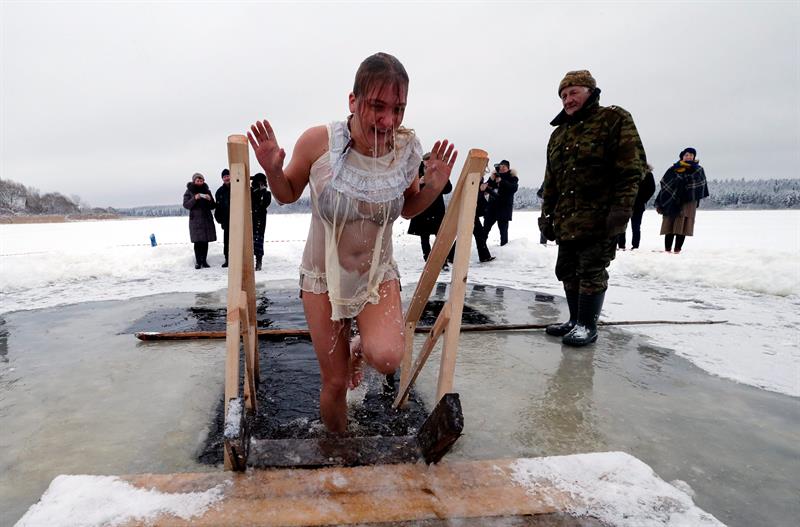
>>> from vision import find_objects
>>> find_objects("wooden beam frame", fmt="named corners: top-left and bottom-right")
top-left (223, 134), bottom-right (260, 470)
top-left (394, 149), bottom-right (488, 408)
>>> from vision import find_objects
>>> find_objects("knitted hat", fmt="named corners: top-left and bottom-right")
top-left (192, 173), bottom-right (205, 181)
top-left (221, 168), bottom-right (230, 177)
top-left (499, 160), bottom-right (510, 168)
top-left (558, 70), bottom-right (596, 95)
top-left (250, 172), bottom-right (267, 184)
top-left (679, 147), bottom-right (697, 159)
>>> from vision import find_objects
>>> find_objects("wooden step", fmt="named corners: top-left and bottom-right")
top-left (248, 435), bottom-right (421, 468)
top-left (246, 394), bottom-right (464, 469)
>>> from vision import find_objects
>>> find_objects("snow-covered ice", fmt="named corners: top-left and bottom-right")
top-left (509, 452), bottom-right (724, 526)
top-left (15, 475), bottom-right (227, 527)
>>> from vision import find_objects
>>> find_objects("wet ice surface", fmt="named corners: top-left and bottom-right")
top-left (0, 293), bottom-right (226, 526)
top-left (412, 283), bottom-right (799, 527)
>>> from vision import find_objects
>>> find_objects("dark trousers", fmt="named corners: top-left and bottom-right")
top-left (617, 209), bottom-right (645, 249)
top-left (483, 214), bottom-right (509, 245)
top-left (473, 216), bottom-right (493, 261)
top-left (253, 216), bottom-right (267, 257)
top-left (193, 242), bottom-right (209, 265)
top-left (420, 235), bottom-right (455, 263)
top-left (222, 227), bottom-right (229, 261)
top-left (555, 238), bottom-right (617, 295)
top-left (665, 234), bottom-right (686, 252)
top-left (630, 209), bottom-right (644, 249)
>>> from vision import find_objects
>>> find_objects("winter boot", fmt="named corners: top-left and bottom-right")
top-left (255, 256), bottom-right (262, 271)
top-left (562, 291), bottom-right (605, 347)
top-left (221, 260), bottom-right (228, 268)
top-left (201, 261), bottom-right (210, 268)
top-left (545, 289), bottom-right (579, 336)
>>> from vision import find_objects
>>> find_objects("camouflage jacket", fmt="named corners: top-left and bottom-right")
top-left (542, 91), bottom-right (645, 241)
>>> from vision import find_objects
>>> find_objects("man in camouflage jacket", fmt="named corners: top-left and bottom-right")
top-left (539, 70), bottom-right (645, 346)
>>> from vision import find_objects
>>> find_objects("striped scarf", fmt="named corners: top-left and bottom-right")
top-left (681, 161), bottom-right (710, 203)
top-left (655, 161), bottom-right (709, 216)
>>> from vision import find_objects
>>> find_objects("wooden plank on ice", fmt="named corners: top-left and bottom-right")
top-left (115, 458), bottom-right (578, 526)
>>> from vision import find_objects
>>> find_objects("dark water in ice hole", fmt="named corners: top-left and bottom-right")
top-left (126, 288), bottom-right (492, 466)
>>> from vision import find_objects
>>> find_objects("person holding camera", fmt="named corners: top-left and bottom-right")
top-left (214, 168), bottom-right (231, 267)
top-left (183, 173), bottom-right (217, 269)
top-left (483, 159), bottom-right (519, 246)
top-left (250, 172), bottom-right (272, 271)
top-left (539, 70), bottom-right (645, 347)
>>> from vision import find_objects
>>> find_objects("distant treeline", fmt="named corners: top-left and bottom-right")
top-left (2, 177), bottom-right (798, 218)
top-left (510, 178), bottom-right (800, 211)
top-left (0, 177), bottom-right (112, 216)
top-left (117, 197), bottom-right (313, 217)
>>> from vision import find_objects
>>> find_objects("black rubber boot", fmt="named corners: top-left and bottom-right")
top-left (545, 289), bottom-right (579, 336)
top-left (563, 291), bottom-right (605, 347)
top-left (255, 256), bottom-right (262, 271)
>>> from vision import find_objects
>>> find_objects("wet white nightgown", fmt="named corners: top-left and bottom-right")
top-left (299, 119), bottom-right (422, 320)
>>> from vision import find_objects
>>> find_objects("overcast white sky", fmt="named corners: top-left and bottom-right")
top-left (1, 1), bottom-right (798, 208)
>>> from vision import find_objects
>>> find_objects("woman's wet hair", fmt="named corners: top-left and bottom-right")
top-left (353, 52), bottom-right (409, 100)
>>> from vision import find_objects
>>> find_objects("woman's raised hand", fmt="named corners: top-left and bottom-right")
top-left (424, 140), bottom-right (458, 190)
top-left (247, 120), bottom-right (286, 176)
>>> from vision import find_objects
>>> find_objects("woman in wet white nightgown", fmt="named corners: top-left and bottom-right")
top-left (247, 53), bottom-right (457, 433)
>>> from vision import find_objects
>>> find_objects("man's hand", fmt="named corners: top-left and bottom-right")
top-left (606, 208), bottom-right (631, 236)
top-left (538, 214), bottom-right (556, 241)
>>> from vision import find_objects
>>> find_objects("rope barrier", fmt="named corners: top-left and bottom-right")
top-left (0, 238), bottom-right (309, 257)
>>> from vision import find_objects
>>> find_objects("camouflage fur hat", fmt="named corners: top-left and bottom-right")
top-left (558, 70), bottom-right (597, 95)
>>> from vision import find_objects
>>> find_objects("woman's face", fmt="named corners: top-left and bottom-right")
top-left (349, 82), bottom-right (407, 149)
top-left (682, 152), bottom-right (695, 162)
top-left (193, 176), bottom-right (205, 186)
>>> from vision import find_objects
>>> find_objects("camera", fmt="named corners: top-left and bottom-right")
top-left (493, 163), bottom-right (502, 172)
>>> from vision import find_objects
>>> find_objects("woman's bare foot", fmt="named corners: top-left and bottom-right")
top-left (348, 335), bottom-right (364, 390)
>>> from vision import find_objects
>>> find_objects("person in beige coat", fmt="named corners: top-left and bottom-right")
top-left (654, 147), bottom-right (710, 253)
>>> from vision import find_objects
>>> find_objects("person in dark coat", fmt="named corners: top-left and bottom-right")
top-left (655, 147), bottom-right (709, 253)
top-left (483, 159), bottom-right (519, 246)
top-left (214, 168), bottom-right (231, 267)
top-left (617, 163), bottom-right (655, 250)
top-left (407, 154), bottom-right (455, 268)
top-left (183, 173), bottom-right (217, 269)
top-left (250, 172), bottom-right (271, 271)
top-left (468, 176), bottom-right (495, 263)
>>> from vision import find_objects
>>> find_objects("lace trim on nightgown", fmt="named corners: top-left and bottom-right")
top-left (328, 119), bottom-right (422, 203)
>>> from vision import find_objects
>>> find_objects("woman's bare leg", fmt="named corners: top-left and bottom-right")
top-left (356, 280), bottom-right (405, 375)
top-left (302, 291), bottom-right (351, 433)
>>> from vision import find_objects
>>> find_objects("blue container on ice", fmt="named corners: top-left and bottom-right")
top-left (149, 233), bottom-right (157, 247)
